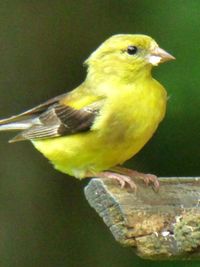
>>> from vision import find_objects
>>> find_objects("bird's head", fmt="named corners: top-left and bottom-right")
top-left (85, 34), bottom-right (175, 82)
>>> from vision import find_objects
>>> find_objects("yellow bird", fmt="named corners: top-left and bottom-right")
top-left (0, 34), bottom-right (175, 189)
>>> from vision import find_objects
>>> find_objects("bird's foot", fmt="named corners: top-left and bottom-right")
top-left (136, 172), bottom-right (160, 192)
top-left (111, 166), bottom-right (160, 192)
top-left (86, 171), bottom-right (137, 190)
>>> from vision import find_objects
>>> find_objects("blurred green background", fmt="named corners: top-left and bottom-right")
top-left (0, 1), bottom-right (199, 266)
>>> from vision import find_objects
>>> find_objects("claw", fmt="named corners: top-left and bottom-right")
top-left (110, 166), bottom-right (160, 192)
top-left (110, 173), bottom-right (137, 190)
top-left (86, 171), bottom-right (137, 190)
top-left (102, 172), bottom-right (137, 190)
top-left (141, 173), bottom-right (160, 192)
top-left (86, 167), bottom-right (160, 192)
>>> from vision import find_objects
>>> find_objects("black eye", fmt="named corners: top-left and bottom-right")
top-left (127, 46), bottom-right (138, 55)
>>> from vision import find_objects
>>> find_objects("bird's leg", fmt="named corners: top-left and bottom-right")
top-left (85, 171), bottom-right (137, 190)
top-left (110, 166), bottom-right (160, 191)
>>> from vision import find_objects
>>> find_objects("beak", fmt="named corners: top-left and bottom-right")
top-left (148, 47), bottom-right (175, 66)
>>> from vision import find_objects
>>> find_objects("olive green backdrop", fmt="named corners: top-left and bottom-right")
top-left (0, 1), bottom-right (199, 266)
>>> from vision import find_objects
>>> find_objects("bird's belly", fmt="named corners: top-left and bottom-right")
top-left (33, 101), bottom-right (165, 178)
top-left (33, 84), bottom-right (166, 178)
top-left (94, 89), bottom-right (166, 164)
top-left (98, 108), bottom-right (163, 164)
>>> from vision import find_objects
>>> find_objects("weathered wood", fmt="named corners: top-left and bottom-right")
top-left (84, 177), bottom-right (200, 260)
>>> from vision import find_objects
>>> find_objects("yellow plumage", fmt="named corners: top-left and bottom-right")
top-left (0, 34), bottom-right (175, 186)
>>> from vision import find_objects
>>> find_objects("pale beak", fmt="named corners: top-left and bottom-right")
top-left (148, 47), bottom-right (175, 66)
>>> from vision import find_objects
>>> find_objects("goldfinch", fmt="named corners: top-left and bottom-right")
top-left (0, 34), bottom-right (175, 189)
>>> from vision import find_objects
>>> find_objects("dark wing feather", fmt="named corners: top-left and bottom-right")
top-left (0, 93), bottom-right (67, 125)
top-left (9, 101), bottom-right (102, 143)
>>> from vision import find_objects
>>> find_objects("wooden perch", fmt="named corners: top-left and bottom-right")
top-left (84, 177), bottom-right (200, 260)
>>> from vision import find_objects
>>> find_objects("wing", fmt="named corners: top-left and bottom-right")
top-left (0, 93), bottom-right (67, 125)
top-left (8, 100), bottom-right (103, 143)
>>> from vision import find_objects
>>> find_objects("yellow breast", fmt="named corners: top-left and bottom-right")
top-left (93, 78), bottom-right (166, 152)
top-left (33, 78), bottom-right (167, 178)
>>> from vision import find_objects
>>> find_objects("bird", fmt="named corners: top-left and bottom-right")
top-left (0, 34), bottom-right (175, 190)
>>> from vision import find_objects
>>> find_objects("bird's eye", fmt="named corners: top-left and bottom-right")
top-left (127, 46), bottom-right (138, 55)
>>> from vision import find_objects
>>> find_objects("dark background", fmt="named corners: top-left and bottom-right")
top-left (0, 1), bottom-right (199, 266)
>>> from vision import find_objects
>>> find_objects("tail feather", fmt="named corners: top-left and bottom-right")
top-left (0, 121), bottom-right (33, 143)
top-left (0, 118), bottom-right (39, 142)
top-left (0, 122), bottom-right (32, 131)
top-left (0, 114), bottom-right (37, 125)
top-left (0, 92), bottom-right (67, 142)
top-left (9, 134), bottom-right (28, 143)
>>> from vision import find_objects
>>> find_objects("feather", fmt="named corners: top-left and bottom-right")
top-left (5, 101), bottom-right (102, 142)
top-left (0, 93), bottom-right (67, 125)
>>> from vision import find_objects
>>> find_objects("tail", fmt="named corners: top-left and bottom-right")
top-left (0, 117), bottom-right (35, 143)
top-left (0, 121), bottom-right (32, 131)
